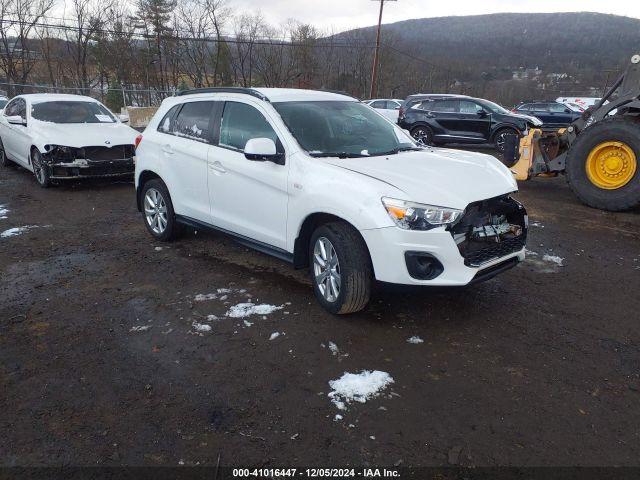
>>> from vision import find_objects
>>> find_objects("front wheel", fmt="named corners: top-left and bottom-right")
top-left (0, 138), bottom-right (11, 167)
top-left (493, 128), bottom-right (518, 153)
top-left (31, 149), bottom-right (51, 188)
top-left (309, 222), bottom-right (372, 315)
top-left (565, 116), bottom-right (640, 211)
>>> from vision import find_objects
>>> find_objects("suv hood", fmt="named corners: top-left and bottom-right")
top-left (323, 148), bottom-right (517, 210)
top-left (32, 121), bottom-right (138, 149)
top-left (509, 112), bottom-right (543, 127)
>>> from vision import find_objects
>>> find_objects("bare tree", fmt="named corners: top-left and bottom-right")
top-left (0, 0), bottom-right (55, 95)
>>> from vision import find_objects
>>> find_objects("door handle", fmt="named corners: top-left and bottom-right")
top-left (209, 160), bottom-right (226, 173)
top-left (161, 144), bottom-right (173, 155)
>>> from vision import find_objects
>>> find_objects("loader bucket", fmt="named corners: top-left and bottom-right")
top-left (509, 129), bottom-right (569, 180)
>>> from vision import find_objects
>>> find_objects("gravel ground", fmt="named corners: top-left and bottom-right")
top-left (1, 155), bottom-right (639, 468)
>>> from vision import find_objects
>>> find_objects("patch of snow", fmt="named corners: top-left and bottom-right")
top-left (531, 221), bottom-right (544, 228)
top-left (217, 288), bottom-right (232, 294)
top-left (154, 246), bottom-right (163, 251)
top-left (525, 249), bottom-right (538, 256)
top-left (0, 204), bottom-right (8, 219)
top-left (269, 332), bottom-right (281, 341)
top-left (328, 370), bottom-right (394, 410)
top-left (328, 341), bottom-right (339, 356)
top-left (192, 322), bottom-right (212, 333)
top-left (194, 293), bottom-right (218, 301)
top-left (130, 325), bottom-right (151, 332)
top-left (542, 254), bottom-right (564, 266)
top-left (407, 336), bottom-right (424, 344)
top-left (334, 414), bottom-right (343, 421)
top-left (1, 225), bottom-right (38, 238)
top-left (243, 320), bottom-right (253, 327)
top-left (206, 314), bottom-right (219, 321)
top-left (226, 302), bottom-right (283, 318)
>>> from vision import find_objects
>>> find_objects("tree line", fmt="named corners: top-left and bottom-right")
top-left (0, 1), bottom-right (609, 111)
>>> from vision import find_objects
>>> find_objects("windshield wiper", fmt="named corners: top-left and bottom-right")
top-left (371, 146), bottom-right (422, 156)
top-left (309, 152), bottom-right (369, 158)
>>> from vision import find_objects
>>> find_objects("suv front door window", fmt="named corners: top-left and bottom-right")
top-left (209, 101), bottom-right (288, 249)
top-left (457, 100), bottom-right (491, 140)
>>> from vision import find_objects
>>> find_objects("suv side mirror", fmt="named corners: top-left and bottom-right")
top-left (6, 115), bottom-right (26, 126)
top-left (477, 110), bottom-right (488, 117)
top-left (564, 108), bottom-right (571, 114)
top-left (118, 114), bottom-right (130, 123)
top-left (244, 138), bottom-right (284, 164)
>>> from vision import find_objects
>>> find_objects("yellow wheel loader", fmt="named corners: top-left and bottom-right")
top-left (504, 54), bottom-right (640, 211)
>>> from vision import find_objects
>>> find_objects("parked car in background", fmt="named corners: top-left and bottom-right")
top-left (398, 94), bottom-right (542, 152)
top-left (512, 101), bottom-right (582, 128)
top-left (364, 98), bottom-right (403, 121)
top-left (0, 94), bottom-right (139, 187)
top-left (556, 96), bottom-right (602, 110)
top-left (0, 96), bottom-right (8, 110)
top-left (136, 87), bottom-right (527, 315)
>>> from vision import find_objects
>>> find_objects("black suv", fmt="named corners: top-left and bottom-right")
top-left (398, 94), bottom-right (543, 152)
top-left (512, 101), bottom-right (582, 128)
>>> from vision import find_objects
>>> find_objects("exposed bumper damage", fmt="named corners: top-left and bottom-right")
top-left (41, 144), bottom-right (135, 179)
top-left (449, 194), bottom-right (528, 268)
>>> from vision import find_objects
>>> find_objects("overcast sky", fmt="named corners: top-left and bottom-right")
top-left (230, 0), bottom-right (640, 32)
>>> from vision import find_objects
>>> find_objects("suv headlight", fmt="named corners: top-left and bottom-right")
top-left (382, 197), bottom-right (463, 230)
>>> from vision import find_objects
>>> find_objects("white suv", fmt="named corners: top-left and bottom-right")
top-left (135, 88), bottom-right (527, 314)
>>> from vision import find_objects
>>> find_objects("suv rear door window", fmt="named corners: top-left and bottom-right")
top-left (171, 101), bottom-right (215, 143)
top-left (219, 101), bottom-right (280, 152)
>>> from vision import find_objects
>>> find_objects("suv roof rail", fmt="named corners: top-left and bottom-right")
top-left (175, 87), bottom-right (270, 102)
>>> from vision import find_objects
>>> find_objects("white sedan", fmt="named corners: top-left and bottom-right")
top-left (0, 94), bottom-right (139, 187)
top-left (364, 98), bottom-right (403, 122)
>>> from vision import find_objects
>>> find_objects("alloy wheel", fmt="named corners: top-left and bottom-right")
top-left (313, 236), bottom-right (341, 303)
top-left (412, 127), bottom-right (432, 146)
top-left (144, 188), bottom-right (168, 235)
top-left (32, 152), bottom-right (46, 184)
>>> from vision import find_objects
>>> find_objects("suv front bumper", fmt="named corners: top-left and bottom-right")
top-left (361, 226), bottom-right (525, 286)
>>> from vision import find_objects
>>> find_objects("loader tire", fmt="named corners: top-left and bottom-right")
top-left (565, 116), bottom-right (640, 211)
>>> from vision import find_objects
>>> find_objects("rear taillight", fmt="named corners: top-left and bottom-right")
top-left (134, 134), bottom-right (143, 149)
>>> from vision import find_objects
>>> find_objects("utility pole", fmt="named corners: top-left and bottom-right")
top-left (369, 0), bottom-right (396, 99)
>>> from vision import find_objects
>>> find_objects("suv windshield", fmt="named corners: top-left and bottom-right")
top-left (31, 101), bottom-right (116, 124)
top-left (273, 101), bottom-right (416, 157)
top-left (477, 99), bottom-right (511, 115)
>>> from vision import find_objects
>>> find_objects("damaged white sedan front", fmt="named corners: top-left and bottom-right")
top-left (0, 93), bottom-right (139, 187)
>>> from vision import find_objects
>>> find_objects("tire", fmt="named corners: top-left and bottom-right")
top-left (410, 125), bottom-right (434, 146)
top-left (140, 178), bottom-right (180, 241)
top-left (0, 138), bottom-right (11, 167)
top-left (493, 127), bottom-right (519, 153)
top-left (309, 222), bottom-right (372, 315)
top-left (31, 149), bottom-right (51, 188)
top-left (565, 116), bottom-right (640, 211)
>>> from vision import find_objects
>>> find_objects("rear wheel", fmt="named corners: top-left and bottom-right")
top-left (141, 179), bottom-right (180, 241)
top-left (31, 149), bottom-right (51, 188)
top-left (565, 116), bottom-right (640, 211)
top-left (410, 125), bottom-right (434, 146)
top-left (309, 222), bottom-right (372, 315)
